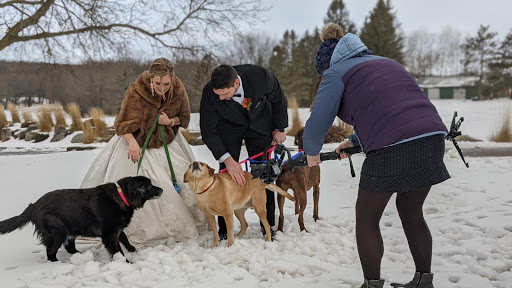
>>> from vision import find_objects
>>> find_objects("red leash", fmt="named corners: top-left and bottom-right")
top-left (219, 144), bottom-right (277, 173)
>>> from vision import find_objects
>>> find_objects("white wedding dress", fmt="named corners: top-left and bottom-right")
top-left (81, 131), bottom-right (207, 247)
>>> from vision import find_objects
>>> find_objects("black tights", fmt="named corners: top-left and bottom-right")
top-left (356, 186), bottom-right (432, 280)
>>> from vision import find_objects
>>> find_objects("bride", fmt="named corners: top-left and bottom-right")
top-left (81, 58), bottom-right (206, 247)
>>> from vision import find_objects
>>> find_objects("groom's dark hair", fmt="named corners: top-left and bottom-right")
top-left (211, 64), bottom-right (237, 89)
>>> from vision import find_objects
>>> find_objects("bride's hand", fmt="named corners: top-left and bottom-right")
top-left (128, 139), bottom-right (141, 163)
top-left (158, 112), bottom-right (171, 125)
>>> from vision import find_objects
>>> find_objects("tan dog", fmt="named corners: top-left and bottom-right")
top-left (183, 161), bottom-right (294, 247)
top-left (276, 127), bottom-right (321, 232)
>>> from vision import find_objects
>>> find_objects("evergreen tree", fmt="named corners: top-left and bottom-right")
top-left (289, 30), bottom-right (322, 107)
top-left (189, 53), bottom-right (216, 113)
top-left (268, 30), bottom-right (297, 97)
top-left (461, 25), bottom-right (498, 96)
top-left (359, 0), bottom-right (405, 64)
top-left (488, 29), bottom-right (512, 98)
top-left (323, 0), bottom-right (357, 34)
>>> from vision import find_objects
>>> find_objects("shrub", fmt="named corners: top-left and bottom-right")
top-left (37, 106), bottom-right (53, 132)
top-left (67, 103), bottom-right (84, 131)
top-left (22, 110), bottom-right (34, 125)
top-left (0, 105), bottom-right (7, 128)
top-left (288, 97), bottom-right (302, 137)
top-left (53, 104), bottom-right (67, 127)
top-left (180, 128), bottom-right (193, 142)
top-left (490, 105), bottom-right (511, 142)
top-left (89, 107), bottom-right (107, 138)
top-left (7, 102), bottom-right (20, 123)
top-left (83, 120), bottom-right (95, 144)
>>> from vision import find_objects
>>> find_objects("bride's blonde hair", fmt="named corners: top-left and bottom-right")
top-left (149, 58), bottom-right (175, 78)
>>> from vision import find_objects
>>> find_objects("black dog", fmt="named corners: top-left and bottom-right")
top-left (0, 176), bottom-right (162, 262)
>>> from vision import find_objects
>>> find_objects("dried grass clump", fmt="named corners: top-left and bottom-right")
top-left (37, 106), bottom-right (53, 132)
top-left (67, 103), bottom-right (84, 131)
top-left (324, 118), bottom-right (353, 143)
top-left (7, 102), bottom-right (20, 123)
top-left (0, 105), bottom-right (7, 128)
top-left (180, 128), bottom-right (193, 142)
top-left (53, 104), bottom-right (67, 127)
top-left (490, 105), bottom-right (511, 142)
top-left (287, 97), bottom-right (302, 137)
top-left (22, 110), bottom-right (34, 125)
top-left (83, 120), bottom-right (95, 144)
top-left (89, 107), bottom-right (107, 138)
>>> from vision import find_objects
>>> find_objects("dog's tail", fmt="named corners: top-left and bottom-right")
top-left (0, 203), bottom-right (34, 234)
top-left (265, 184), bottom-right (295, 202)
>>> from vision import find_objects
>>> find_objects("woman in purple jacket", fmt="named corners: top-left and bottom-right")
top-left (303, 24), bottom-right (449, 288)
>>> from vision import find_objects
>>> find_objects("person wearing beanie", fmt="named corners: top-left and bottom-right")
top-left (316, 23), bottom-right (344, 76)
top-left (303, 26), bottom-right (447, 288)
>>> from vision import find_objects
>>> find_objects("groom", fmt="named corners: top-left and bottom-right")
top-left (200, 64), bottom-right (288, 240)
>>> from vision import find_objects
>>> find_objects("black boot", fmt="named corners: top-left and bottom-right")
top-left (390, 272), bottom-right (434, 288)
top-left (260, 226), bottom-right (276, 241)
top-left (359, 279), bottom-right (384, 288)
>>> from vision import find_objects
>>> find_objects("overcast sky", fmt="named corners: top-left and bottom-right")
top-left (254, 0), bottom-right (511, 40)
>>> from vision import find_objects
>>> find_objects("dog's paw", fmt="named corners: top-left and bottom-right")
top-left (125, 245), bottom-right (136, 252)
top-left (212, 239), bottom-right (220, 248)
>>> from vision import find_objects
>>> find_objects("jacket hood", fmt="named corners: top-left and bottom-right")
top-left (330, 33), bottom-right (369, 66)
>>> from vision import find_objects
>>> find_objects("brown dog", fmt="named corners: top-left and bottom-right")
top-left (276, 127), bottom-right (321, 232)
top-left (183, 161), bottom-right (294, 247)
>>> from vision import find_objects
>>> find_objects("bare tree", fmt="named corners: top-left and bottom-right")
top-left (405, 27), bottom-right (464, 76)
top-left (223, 32), bottom-right (277, 66)
top-left (404, 29), bottom-right (439, 77)
top-left (0, 0), bottom-right (270, 61)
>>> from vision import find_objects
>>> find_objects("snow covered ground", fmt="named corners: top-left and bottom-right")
top-left (0, 98), bottom-right (511, 288)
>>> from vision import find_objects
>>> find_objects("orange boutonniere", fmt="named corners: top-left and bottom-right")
top-left (242, 98), bottom-right (252, 110)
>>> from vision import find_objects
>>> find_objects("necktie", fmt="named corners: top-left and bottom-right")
top-left (233, 94), bottom-right (242, 97)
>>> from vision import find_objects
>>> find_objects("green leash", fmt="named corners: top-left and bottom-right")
top-left (137, 114), bottom-right (181, 194)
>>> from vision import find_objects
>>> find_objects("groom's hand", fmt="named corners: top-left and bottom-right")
top-left (273, 131), bottom-right (286, 144)
top-left (224, 157), bottom-right (246, 186)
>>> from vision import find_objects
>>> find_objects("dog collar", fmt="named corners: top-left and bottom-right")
top-left (197, 179), bottom-right (215, 195)
top-left (115, 182), bottom-right (130, 207)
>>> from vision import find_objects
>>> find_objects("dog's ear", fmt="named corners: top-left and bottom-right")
top-left (208, 166), bottom-right (215, 177)
top-left (183, 170), bottom-right (189, 183)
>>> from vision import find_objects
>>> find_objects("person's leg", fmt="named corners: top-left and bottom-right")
top-left (395, 186), bottom-right (432, 273)
top-left (356, 188), bottom-right (394, 280)
top-left (243, 129), bottom-right (274, 233)
top-left (217, 129), bottom-right (244, 239)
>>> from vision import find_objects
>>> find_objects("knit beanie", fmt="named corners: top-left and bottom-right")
top-left (315, 23), bottom-right (345, 75)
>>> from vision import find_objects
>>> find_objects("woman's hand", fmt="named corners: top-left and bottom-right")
top-left (307, 154), bottom-right (321, 167)
top-left (127, 139), bottom-right (141, 163)
top-left (158, 112), bottom-right (174, 126)
top-left (336, 140), bottom-right (355, 160)
top-left (121, 133), bottom-right (141, 163)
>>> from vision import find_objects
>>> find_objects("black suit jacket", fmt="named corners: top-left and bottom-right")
top-left (200, 64), bottom-right (288, 160)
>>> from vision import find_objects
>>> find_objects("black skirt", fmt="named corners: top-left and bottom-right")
top-left (359, 134), bottom-right (450, 193)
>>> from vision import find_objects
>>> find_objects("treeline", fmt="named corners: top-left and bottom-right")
top-left (0, 0), bottom-right (511, 114)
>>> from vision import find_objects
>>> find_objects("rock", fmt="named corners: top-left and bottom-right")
top-left (34, 132), bottom-right (50, 143)
top-left (1, 128), bottom-right (12, 141)
top-left (25, 131), bottom-right (35, 141)
top-left (17, 130), bottom-right (26, 140)
top-left (188, 138), bottom-right (204, 146)
top-left (26, 124), bottom-right (39, 132)
top-left (51, 132), bottom-right (68, 142)
top-left (54, 126), bottom-right (68, 136)
top-left (71, 133), bottom-right (84, 143)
